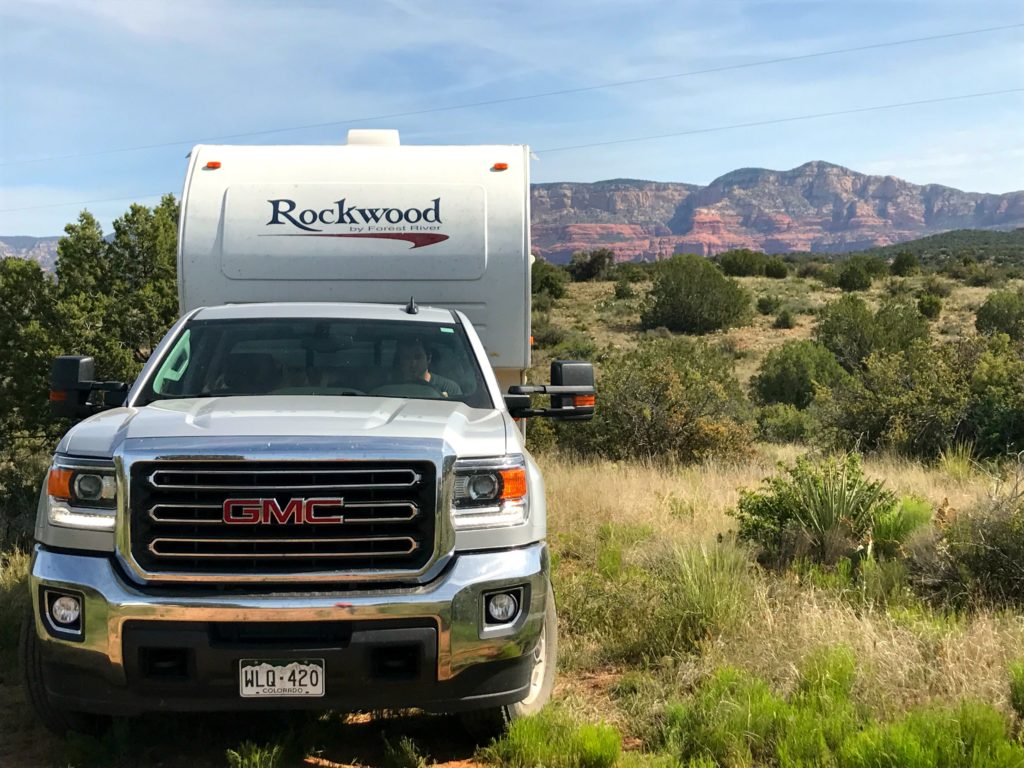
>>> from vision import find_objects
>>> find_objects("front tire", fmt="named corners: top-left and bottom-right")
top-left (20, 609), bottom-right (108, 735)
top-left (462, 583), bottom-right (557, 741)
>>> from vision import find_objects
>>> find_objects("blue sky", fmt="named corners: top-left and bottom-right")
top-left (0, 0), bottom-right (1022, 236)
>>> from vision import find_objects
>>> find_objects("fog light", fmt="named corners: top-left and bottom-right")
top-left (486, 592), bottom-right (519, 623)
top-left (50, 595), bottom-right (81, 626)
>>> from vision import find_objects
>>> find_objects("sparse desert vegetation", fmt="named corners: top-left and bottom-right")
top-left (4, 232), bottom-right (1024, 765)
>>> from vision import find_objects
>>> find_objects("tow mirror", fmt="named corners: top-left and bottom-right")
top-left (50, 355), bottom-right (129, 420)
top-left (50, 356), bottom-right (96, 419)
top-left (506, 360), bottom-right (595, 421)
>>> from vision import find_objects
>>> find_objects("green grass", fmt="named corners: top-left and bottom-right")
top-left (653, 653), bottom-right (1024, 768)
top-left (480, 706), bottom-right (620, 768)
top-left (225, 741), bottom-right (285, 768)
top-left (558, 540), bottom-right (757, 667)
top-left (0, 548), bottom-right (30, 682)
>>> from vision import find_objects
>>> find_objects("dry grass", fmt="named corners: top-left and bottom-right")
top-left (540, 448), bottom-right (991, 546)
top-left (540, 448), bottom-right (1024, 737)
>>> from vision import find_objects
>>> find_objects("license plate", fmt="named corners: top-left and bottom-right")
top-left (239, 659), bottom-right (325, 698)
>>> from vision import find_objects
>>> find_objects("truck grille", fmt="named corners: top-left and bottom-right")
top-left (128, 461), bottom-right (436, 577)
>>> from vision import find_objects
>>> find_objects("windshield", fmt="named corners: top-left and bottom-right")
top-left (139, 317), bottom-right (493, 409)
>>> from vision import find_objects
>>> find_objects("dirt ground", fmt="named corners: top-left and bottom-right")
top-left (0, 681), bottom-right (488, 768)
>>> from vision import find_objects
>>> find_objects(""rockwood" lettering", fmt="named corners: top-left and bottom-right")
top-left (266, 198), bottom-right (442, 232)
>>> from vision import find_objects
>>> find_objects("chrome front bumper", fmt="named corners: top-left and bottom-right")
top-left (29, 542), bottom-right (548, 712)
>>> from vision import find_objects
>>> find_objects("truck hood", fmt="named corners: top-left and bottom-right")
top-left (57, 396), bottom-right (511, 459)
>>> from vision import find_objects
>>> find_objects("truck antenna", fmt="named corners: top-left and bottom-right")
top-left (404, 297), bottom-right (419, 315)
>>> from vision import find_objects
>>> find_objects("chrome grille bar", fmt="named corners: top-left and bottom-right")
top-left (148, 467), bottom-right (421, 491)
top-left (148, 536), bottom-right (419, 558)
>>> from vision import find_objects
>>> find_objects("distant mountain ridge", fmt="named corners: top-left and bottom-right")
top-left (0, 236), bottom-right (59, 270)
top-left (532, 161), bottom-right (1024, 262)
top-left (6, 161), bottom-right (1024, 268)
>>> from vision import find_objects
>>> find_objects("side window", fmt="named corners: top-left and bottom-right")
top-left (153, 330), bottom-right (191, 395)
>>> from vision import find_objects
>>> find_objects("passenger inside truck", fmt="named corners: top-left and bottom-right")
top-left (140, 317), bottom-right (491, 409)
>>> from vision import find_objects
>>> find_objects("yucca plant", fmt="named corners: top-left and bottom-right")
top-left (733, 453), bottom-right (898, 566)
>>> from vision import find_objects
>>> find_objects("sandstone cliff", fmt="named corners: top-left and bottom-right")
top-left (532, 162), bottom-right (1024, 262)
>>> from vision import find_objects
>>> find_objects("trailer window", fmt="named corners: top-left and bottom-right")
top-left (140, 317), bottom-right (493, 409)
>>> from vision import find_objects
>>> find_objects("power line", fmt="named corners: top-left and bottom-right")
top-left (535, 87), bottom-right (1024, 153)
top-left (2, 86), bottom-right (1020, 215)
top-left (0, 193), bottom-right (166, 213)
top-left (1, 22), bottom-right (1021, 167)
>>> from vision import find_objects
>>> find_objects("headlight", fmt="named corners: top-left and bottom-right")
top-left (46, 459), bottom-right (117, 531)
top-left (451, 456), bottom-right (529, 530)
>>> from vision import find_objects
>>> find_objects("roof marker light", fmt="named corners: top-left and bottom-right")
top-left (204, 161), bottom-right (221, 170)
top-left (492, 162), bottom-right (508, 171)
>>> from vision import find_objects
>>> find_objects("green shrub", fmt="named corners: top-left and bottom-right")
top-left (226, 742), bottom-right (285, 768)
top-left (552, 331), bottom-right (597, 361)
top-left (816, 342), bottom-right (972, 458)
top-left (764, 257), bottom-right (789, 279)
top-left (885, 277), bottom-right (912, 296)
top-left (818, 334), bottom-right (1024, 459)
top-left (532, 291), bottom-right (554, 313)
top-left (922, 275), bottom-right (953, 298)
top-left (559, 542), bottom-right (756, 665)
top-left (0, 549), bottom-right (30, 680)
top-left (838, 262), bottom-right (872, 292)
top-left (939, 490), bottom-right (1024, 606)
top-left (890, 251), bottom-right (920, 277)
top-left (976, 288), bottom-right (1024, 340)
top-left (967, 334), bottom-right (1024, 456)
top-left (937, 441), bottom-right (976, 482)
top-left (566, 338), bottom-right (752, 463)
top-left (1009, 661), bottom-right (1024, 721)
top-left (613, 279), bottom-right (635, 300)
top-left (481, 707), bottom-right (621, 768)
top-left (383, 736), bottom-right (427, 768)
top-left (917, 293), bottom-right (942, 320)
top-left (815, 297), bottom-right (929, 372)
top-left (750, 340), bottom-right (847, 409)
top-left (731, 453), bottom-right (898, 566)
top-left (611, 262), bottom-right (649, 283)
top-left (757, 294), bottom-right (782, 315)
top-left (872, 497), bottom-right (932, 560)
top-left (531, 312), bottom-right (566, 348)
top-left (839, 701), bottom-right (1023, 768)
top-left (0, 434), bottom-right (50, 547)
top-left (567, 248), bottom-right (616, 282)
top-left (873, 299), bottom-right (930, 354)
top-left (662, 668), bottom-right (790, 766)
top-left (719, 248), bottom-right (768, 276)
top-left (641, 254), bottom-right (753, 334)
top-left (773, 309), bottom-right (795, 329)
top-left (532, 258), bottom-right (568, 298)
top-left (756, 403), bottom-right (816, 443)
top-left (815, 295), bottom-right (877, 371)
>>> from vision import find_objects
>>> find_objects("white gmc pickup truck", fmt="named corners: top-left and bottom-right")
top-left (21, 131), bottom-right (594, 735)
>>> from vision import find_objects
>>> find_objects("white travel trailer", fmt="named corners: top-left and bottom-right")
top-left (178, 129), bottom-right (532, 391)
top-left (24, 130), bottom-right (595, 737)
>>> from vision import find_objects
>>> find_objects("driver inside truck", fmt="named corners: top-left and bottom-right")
top-left (391, 337), bottom-right (463, 398)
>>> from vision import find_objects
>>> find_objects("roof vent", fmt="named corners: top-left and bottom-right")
top-left (346, 129), bottom-right (400, 146)
top-left (404, 297), bottom-right (419, 315)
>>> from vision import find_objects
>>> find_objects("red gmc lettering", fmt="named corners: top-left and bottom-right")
top-left (223, 498), bottom-right (345, 524)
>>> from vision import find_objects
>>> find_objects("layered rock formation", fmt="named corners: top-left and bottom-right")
top-left (532, 162), bottom-right (1024, 262)
top-left (0, 236), bottom-right (59, 270)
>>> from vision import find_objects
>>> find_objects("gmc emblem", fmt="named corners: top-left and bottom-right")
top-left (222, 498), bottom-right (345, 525)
